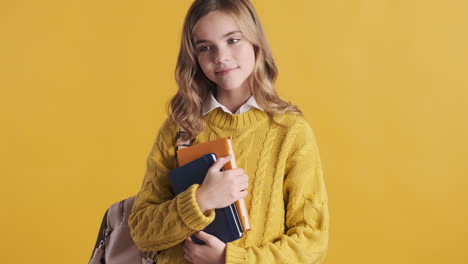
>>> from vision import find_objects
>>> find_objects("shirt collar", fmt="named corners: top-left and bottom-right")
top-left (202, 92), bottom-right (264, 116)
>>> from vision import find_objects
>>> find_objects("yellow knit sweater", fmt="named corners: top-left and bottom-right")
top-left (129, 108), bottom-right (329, 263)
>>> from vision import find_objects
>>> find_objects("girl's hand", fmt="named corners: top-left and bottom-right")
top-left (184, 231), bottom-right (226, 264)
top-left (196, 155), bottom-right (249, 212)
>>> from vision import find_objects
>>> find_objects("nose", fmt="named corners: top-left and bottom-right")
top-left (213, 46), bottom-right (231, 64)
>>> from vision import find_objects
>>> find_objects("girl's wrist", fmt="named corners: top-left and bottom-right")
top-left (195, 186), bottom-right (211, 214)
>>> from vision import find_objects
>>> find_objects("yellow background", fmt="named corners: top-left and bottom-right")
top-left (1, 0), bottom-right (467, 263)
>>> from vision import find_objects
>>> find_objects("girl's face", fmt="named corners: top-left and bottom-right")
top-left (193, 11), bottom-right (256, 94)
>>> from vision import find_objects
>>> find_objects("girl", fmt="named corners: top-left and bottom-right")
top-left (129, 0), bottom-right (329, 263)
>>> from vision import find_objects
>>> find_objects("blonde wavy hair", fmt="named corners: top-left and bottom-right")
top-left (170, 0), bottom-right (302, 143)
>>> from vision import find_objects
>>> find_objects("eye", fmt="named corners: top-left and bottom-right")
top-left (228, 38), bottom-right (240, 44)
top-left (198, 45), bottom-right (211, 52)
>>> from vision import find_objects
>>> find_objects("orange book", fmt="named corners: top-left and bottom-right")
top-left (177, 137), bottom-right (251, 231)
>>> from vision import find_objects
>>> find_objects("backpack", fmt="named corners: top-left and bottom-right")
top-left (89, 128), bottom-right (193, 263)
top-left (89, 196), bottom-right (159, 264)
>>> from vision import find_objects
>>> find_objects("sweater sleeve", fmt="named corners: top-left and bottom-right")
top-left (128, 119), bottom-right (215, 252)
top-left (225, 119), bottom-right (329, 263)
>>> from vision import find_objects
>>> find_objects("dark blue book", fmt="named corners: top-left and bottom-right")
top-left (168, 153), bottom-right (243, 244)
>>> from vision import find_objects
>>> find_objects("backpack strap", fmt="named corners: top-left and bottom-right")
top-left (174, 127), bottom-right (195, 167)
top-left (106, 196), bottom-right (137, 228)
top-left (89, 209), bottom-right (109, 262)
top-left (107, 197), bottom-right (124, 229)
top-left (175, 126), bottom-right (195, 151)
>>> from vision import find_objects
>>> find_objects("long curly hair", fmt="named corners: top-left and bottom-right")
top-left (170, 0), bottom-right (302, 143)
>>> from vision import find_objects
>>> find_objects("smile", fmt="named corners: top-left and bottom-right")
top-left (216, 66), bottom-right (239, 76)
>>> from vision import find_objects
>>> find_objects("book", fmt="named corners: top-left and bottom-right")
top-left (168, 153), bottom-right (243, 244)
top-left (176, 137), bottom-right (252, 231)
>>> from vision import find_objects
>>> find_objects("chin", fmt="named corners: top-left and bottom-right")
top-left (215, 80), bottom-right (249, 91)
top-left (220, 83), bottom-right (240, 89)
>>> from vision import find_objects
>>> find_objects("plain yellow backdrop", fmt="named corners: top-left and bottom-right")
top-left (1, 0), bottom-right (467, 263)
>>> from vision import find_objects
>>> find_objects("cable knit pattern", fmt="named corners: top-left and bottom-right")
top-left (244, 122), bottom-right (276, 245)
top-left (264, 128), bottom-right (293, 240)
top-left (129, 108), bottom-right (329, 264)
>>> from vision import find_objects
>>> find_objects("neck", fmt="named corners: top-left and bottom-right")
top-left (216, 86), bottom-right (251, 114)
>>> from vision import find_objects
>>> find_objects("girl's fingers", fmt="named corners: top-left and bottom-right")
top-left (209, 155), bottom-right (231, 173)
top-left (239, 182), bottom-right (248, 190)
top-left (184, 252), bottom-right (193, 263)
top-left (231, 168), bottom-right (245, 175)
top-left (240, 189), bottom-right (248, 198)
top-left (225, 168), bottom-right (245, 177)
top-left (185, 237), bottom-right (194, 250)
top-left (184, 238), bottom-right (195, 262)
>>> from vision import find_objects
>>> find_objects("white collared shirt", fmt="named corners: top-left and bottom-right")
top-left (202, 92), bottom-right (264, 115)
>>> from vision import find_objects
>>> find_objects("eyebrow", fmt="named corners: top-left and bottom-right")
top-left (194, 30), bottom-right (242, 45)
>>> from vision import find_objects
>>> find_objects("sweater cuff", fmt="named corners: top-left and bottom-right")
top-left (176, 184), bottom-right (215, 231)
top-left (226, 243), bottom-right (247, 264)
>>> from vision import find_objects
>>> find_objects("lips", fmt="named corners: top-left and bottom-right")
top-left (215, 66), bottom-right (239, 75)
